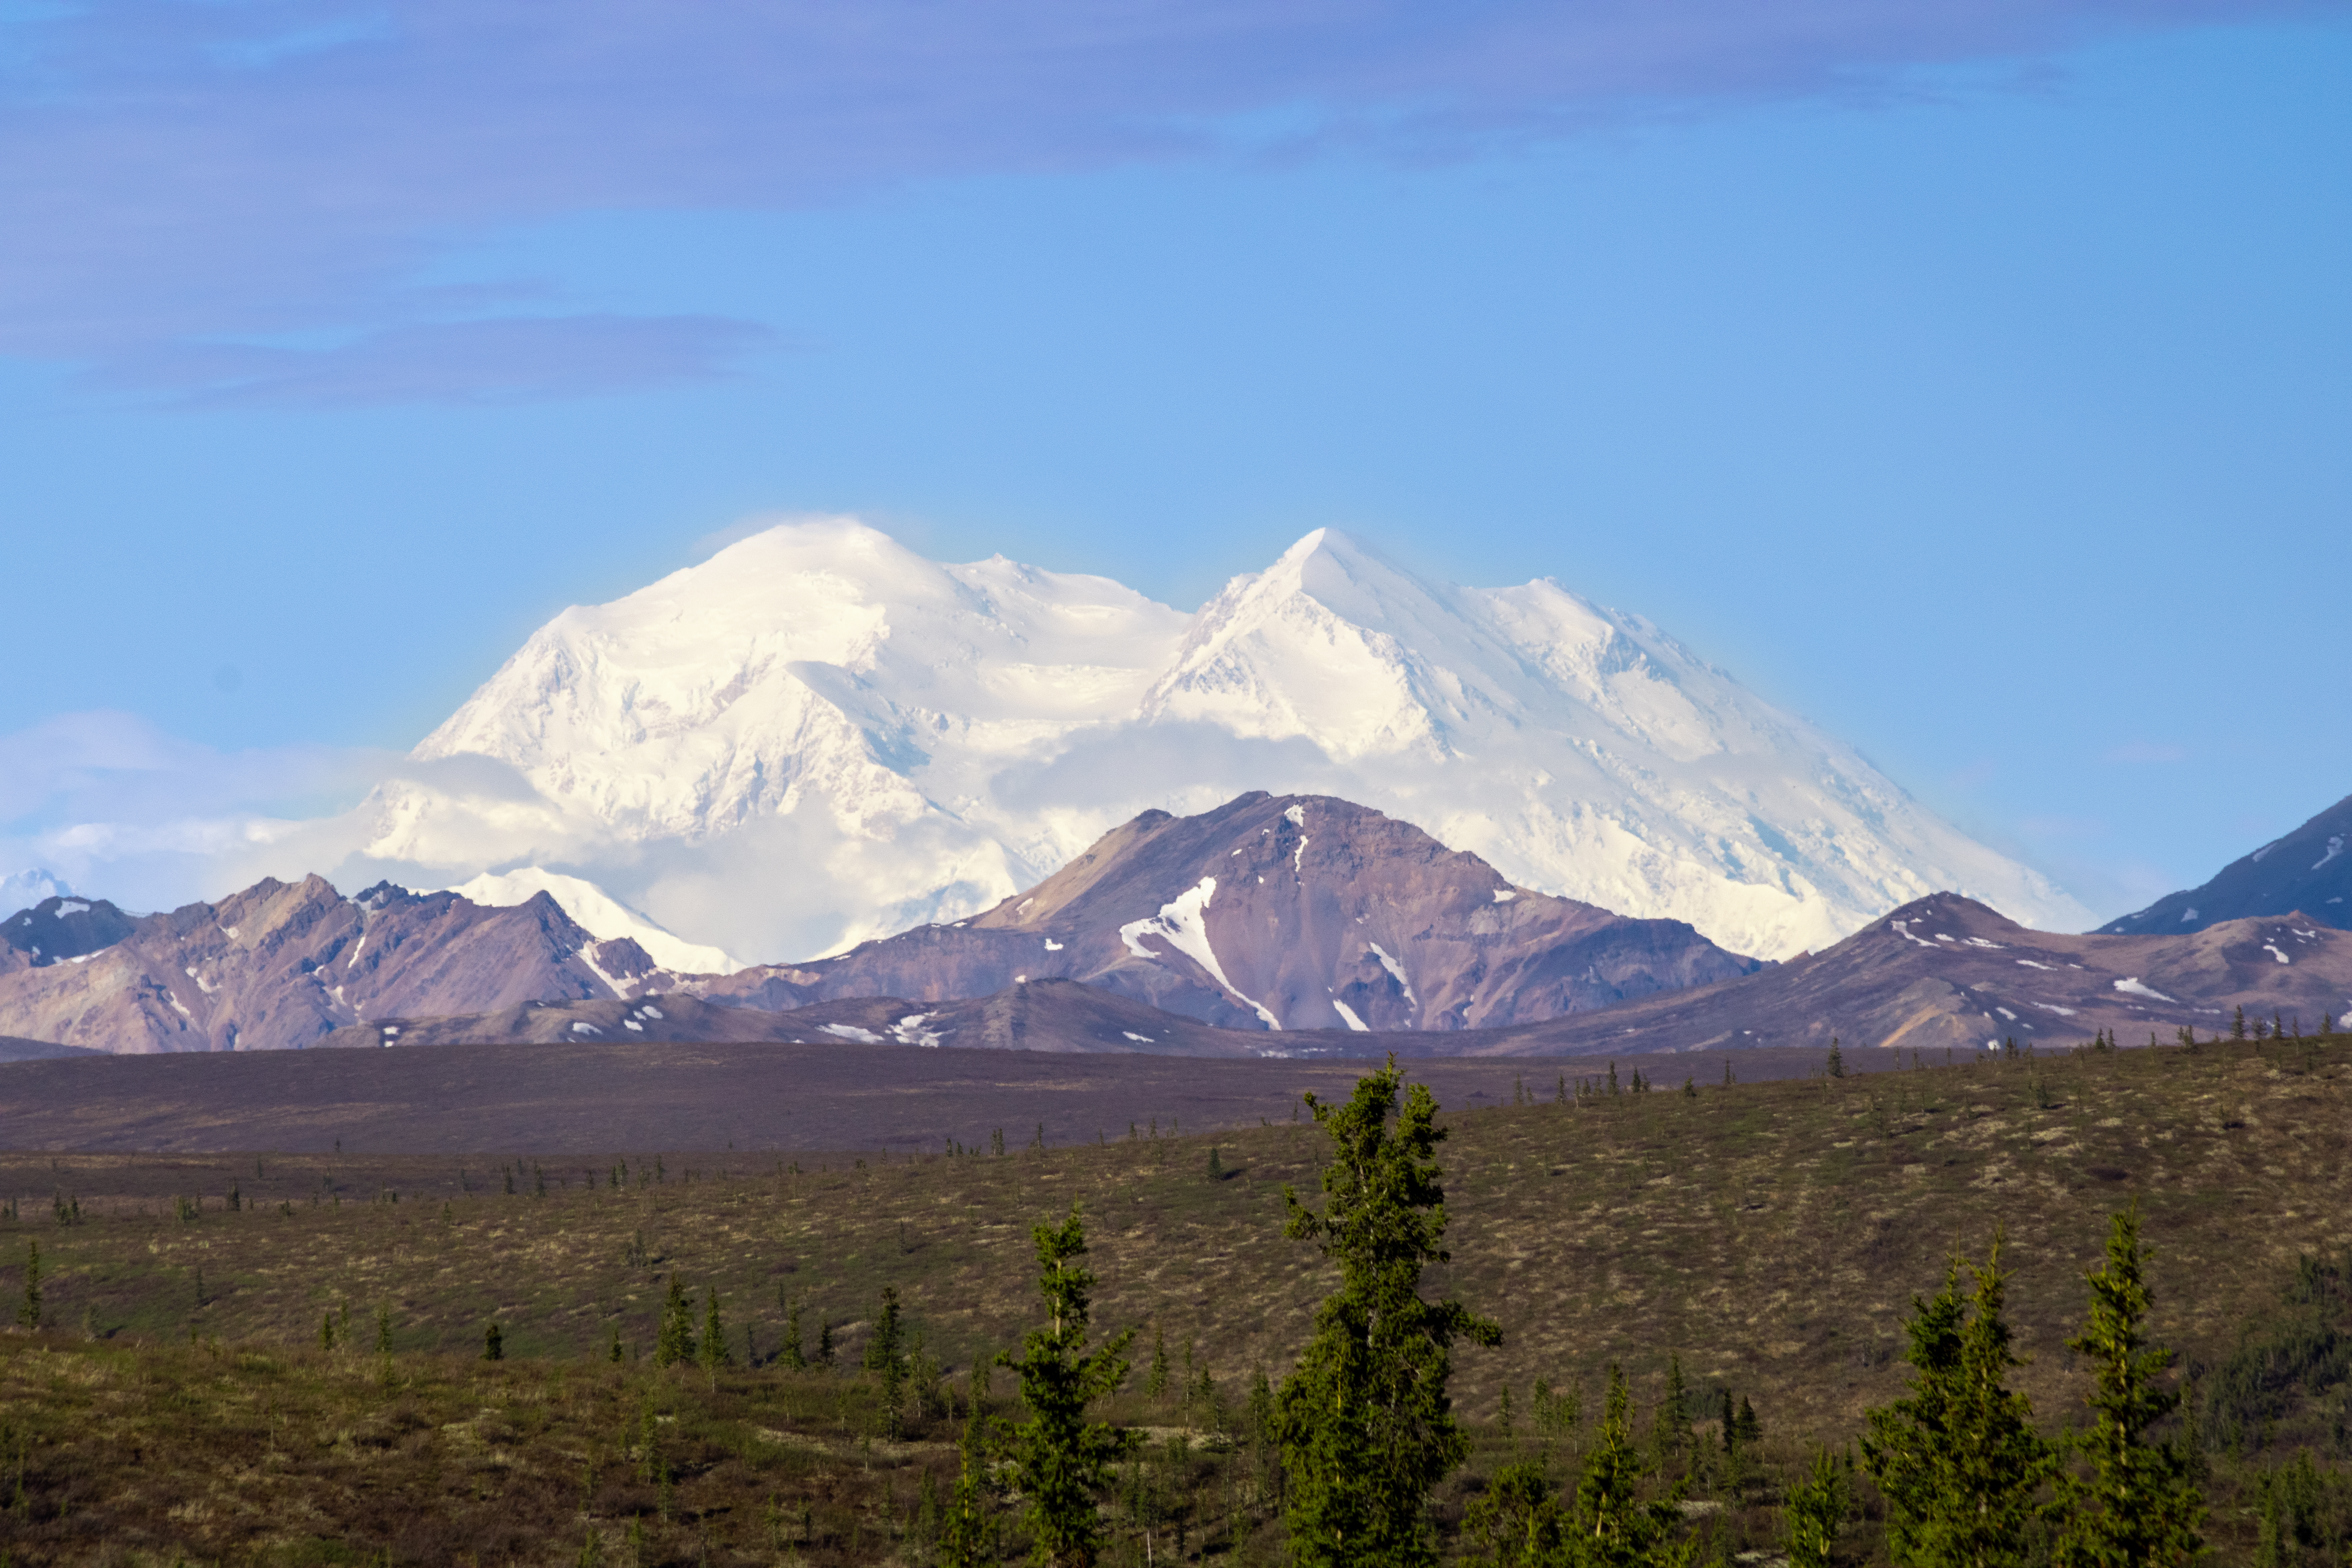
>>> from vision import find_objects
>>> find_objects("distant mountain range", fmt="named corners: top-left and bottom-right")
top-left (326, 520), bottom-right (2083, 964)
top-left (0, 793), bottom-right (1753, 1052)
top-left (2100, 790), bottom-right (2352, 936)
top-left (0, 878), bottom-right (659, 1053)
top-left (312, 891), bottom-right (2352, 1061)
top-left (5, 788), bottom-right (2344, 1061)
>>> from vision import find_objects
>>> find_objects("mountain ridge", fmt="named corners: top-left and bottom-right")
top-left (684, 791), bottom-right (1760, 1031)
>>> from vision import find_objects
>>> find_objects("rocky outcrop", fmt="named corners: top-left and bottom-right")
top-left (0, 878), bottom-right (636, 1053)
top-left (0, 895), bottom-right (140, 976)
top-left (690, 792), bottom-right (1760, 1031)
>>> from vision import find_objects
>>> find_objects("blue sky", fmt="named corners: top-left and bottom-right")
top-left (2, 0), bottom-right (2348, 922)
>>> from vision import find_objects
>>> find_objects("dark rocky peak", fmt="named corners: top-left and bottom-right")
top-left (588, 936), bottom-right (658, 980)
top-left (0, 895), bottom-right (139, 969)
top-left (2100, 790), bottom-right (2352, 936)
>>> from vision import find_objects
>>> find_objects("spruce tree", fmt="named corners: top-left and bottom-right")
top-left (698, 1290), bottom-right (731, 1383)
top-left (1827, 1036), bottom-right (1846, 1078)
top-left (1650, 1355), bottom-right (1691, 1470)
top-left (18, 1241), bottom-right (38, 1330)
top-left (654, 1275), bottom-right (696, 1368)
top-left (2053, 1207), bottom-right (2205, 1568)
top-left (938, 1382), bottom-right (994, 1567)
top-left (998, 1205), bottom-right (1134, 1567)
top-left (1147, 1322), bottom-right (1170, 1399)
top-left (867, 1285), bottom-right (909, 1438)
top-left (483, 1320), bottom-right (503, 1361)
top-left (1862, 1231), bottom-right (2058, 1568)
top-left (1782, 1445), bottom-right (1851, 1568)
top-left (783, 1294), bottom-right (807, 1369)
top-left (1570, 1365), bottom-right (1690, 1566)
top-left (1459, 1455), bottom-right (1566, 1568)
top-left (1277, 1058), bottom-right (1501, 1568)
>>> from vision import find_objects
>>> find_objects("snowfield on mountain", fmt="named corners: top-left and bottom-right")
top-left (340, 519), bottom-right (2084, 963)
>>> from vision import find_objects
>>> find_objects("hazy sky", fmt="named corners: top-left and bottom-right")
top-left (3, 0), bottom-right (2348, 922)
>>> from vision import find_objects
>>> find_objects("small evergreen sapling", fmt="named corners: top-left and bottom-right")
top-left (18, 1241), bottom-right (40, 1330)
top-left (1146, 1322), bottom-right (1170, 1400)
top-left (782, 1294), bottom-right (807, 1369)
top-left (483, 1320), bottom-right (504, 1361)
top-left (698, 1290), bottom-right (731, 1384)
top-left (1782, 1445), bottom-right (1852, 1568)
top-left (654, 1276), bottom-right (697, 1368)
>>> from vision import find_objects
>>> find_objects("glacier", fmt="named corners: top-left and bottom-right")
top-left (339, 519), bottom-right (2087, 963)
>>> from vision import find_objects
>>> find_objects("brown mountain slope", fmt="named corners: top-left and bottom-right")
top-left (691, 791), bottom-right (1758, 1031)
top-left (1455, 891), bottom-right (2352, 1057)
top-left (319, 979), bottom-right (1275, 1056)
top-left (79, 889), bottom-right (2348, 1064)
top-left (0, 877), bottom-right (659, 1053)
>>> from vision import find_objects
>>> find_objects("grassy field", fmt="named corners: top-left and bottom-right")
top-left (0, 1034), bottom-right (2348, 1563)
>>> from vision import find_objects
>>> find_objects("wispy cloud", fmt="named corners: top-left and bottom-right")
top-left (1, 0), bottom-right (2339, 402)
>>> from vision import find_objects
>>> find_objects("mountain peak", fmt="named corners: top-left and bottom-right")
top-left (356, 521), bottom-right (2086, 964)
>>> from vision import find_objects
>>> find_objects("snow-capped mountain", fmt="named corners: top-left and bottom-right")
top-left (348, 520), bottom-right (2086, 962)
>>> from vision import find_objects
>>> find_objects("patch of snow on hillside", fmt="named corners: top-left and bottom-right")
top-left (2316, 836), bottom-right (2344, 871)
top-left (2114, 978), bottom-right (2177, 1003)
top-left (444, 867), bottom-right (741, 974)
top-left (1493, 889), bottom-right (1516, 902)
top-left (1118, 877), bottom-right (1281, 1028)
top-left (1332, 999), bottom-right (1370, 1031)
top-left (1123, 1031), bottom-right (1154, 1043)
top-left (822, 1023), bottom-right (884, 1044)
top-left (55, 900), bottom-right (89, 916)
top-left (2263, 944), bottom-right (2292, 965)
top-left (1365, 942), bottom-right (1417, 1005)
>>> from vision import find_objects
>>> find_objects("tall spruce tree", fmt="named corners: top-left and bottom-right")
top-left (1862, 1230), bottom-right (2058, 1568)
top-left (999, 1205), bottom-right (1135, 1566)
top-left (867, 1285), bottom-right (910, 1438)
top-left (2054, 1207), bottom-right (2205, 1568)
top-left (1277, 1057), bottom-right (1501, 1568)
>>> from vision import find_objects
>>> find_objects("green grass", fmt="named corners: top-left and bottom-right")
top-left (0, 1034), bottom-right (2347, 1563)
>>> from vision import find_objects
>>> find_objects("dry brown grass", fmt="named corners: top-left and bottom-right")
top-left (0, 1034), bottom-right (2345, 1563)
